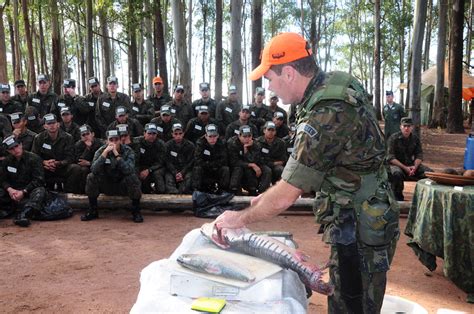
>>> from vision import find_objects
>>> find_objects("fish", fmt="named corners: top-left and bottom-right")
top-left (200, 223), bottom-right (334, 296)
top-left (176, 253), bottom-right (256, 283)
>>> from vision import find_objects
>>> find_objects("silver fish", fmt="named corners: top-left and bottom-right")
top-left (201, 223), bottom-right (334, 295)
top-left (177, 253), bottom-right (256, 283)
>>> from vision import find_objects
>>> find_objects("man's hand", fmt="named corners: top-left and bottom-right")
top-left (175, 172), bottom-right (184, 182)
top-left (139, 169), bottom-right (150, 180)
top-left (214, 210), bottom-right (247, 230)
top-left (7, 187), bottom-right (25, 202)
top-left (84, 139), bottom-right (93, 148)
top-left (249, 163), bottom-right (262, 177)
top-left (112, 143), bottom-right (121, 156)
top-left (77, 159), bottom-right (91, 167)
top-left (408, 166), bottom-right (416, 177)
top-left (43, 159), bottom-right (56, 171)
top-left (12, 128), bottom-right (21, 137)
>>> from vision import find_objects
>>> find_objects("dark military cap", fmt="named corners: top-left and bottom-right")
top-left (14, 80), bottom-right (26, 87)
top-left (0, 84), bottom-right (10, 92)
top-left (88, 77), bottom-right (99, 86)
top-left (107, 76), bottom-right (118, 84)
top-left (63, 79), bottom-right (76, 88)
top-left (174, 84), bottom-right (185, 92)
top-left (401, 117), bottom-right (413, 126)
top-left (385, 90), bottom-right (394, 96)
top-left (115, 106), bottom-right (127, 116)
top-left (132, 83), bottom-right (142, 92)
top-left (228, 85), bottom-right (237, 94)
top-left (2, 135), bottom-right (20, 149)
top-left (264, 121), bottom-right (276, 130)
top-left (239, 125), bottom-right (252, 136)
top-left (160, 105), bottom-right (171, 115)
top-left (255, 87), bottom-right (265, 95)
top-left (37, 74), bottom-right (50, 82)
top-left (205, 124), bottom-right (219, 136)
top-left (269, 91), bottom-right (278, 99)
top-left (43, 113), bottom-right (58, 124)
top-left (274, 111), bottom-right (284, 119)
top-left (117, 124), bottom-right (129, 136)
top-left (106, 129), bottom-right (120, 139)
top-left (198, 105), bottom-right (209, 114)
top-left (79, 124), bottom-right (92, 135)
top-left (145, 123), bottom-right (158, 134)
top-left (60, 107), bottom-right (72, 115)
top-left (199, 82), bottom-right (210, 91)
top-left (10, 112), bottom-right (24, 123)
top-left (241, 105), bottom-right (251, 112)
top-left (172, 123), bottom-right (183, 132)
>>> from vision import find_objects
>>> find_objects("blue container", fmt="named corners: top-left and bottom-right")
top-left (464, 134), bottom-right (474, 170)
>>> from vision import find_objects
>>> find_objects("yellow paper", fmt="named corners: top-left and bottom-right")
top-left (191, 297), bottom-right (226, 313)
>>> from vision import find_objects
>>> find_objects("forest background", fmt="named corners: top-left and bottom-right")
top-left (0, 0), bottom-right (473, 134)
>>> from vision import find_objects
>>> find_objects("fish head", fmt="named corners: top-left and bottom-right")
top-left (304, 264), bottom-right (335, 296)
top-left (176, 254), bottom-right (192, 266)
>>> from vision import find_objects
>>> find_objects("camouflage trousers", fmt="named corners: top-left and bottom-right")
top-left (389, 164), bottom-right (432, 200)
top-left (140, 168), bottom-right (166, 194)
top-left (229, 166), bottom-right (272, 195)
top-left (164, 171), bottom-right (192, 194)
top-left (328, 238), bottom-right (398, 314)
top-left (44, 165), bottom-right (74, 192)
top-left (67, 164), bottom-right (90, 194)
top-left (0, 186), bottom-right (47, 217)
top-left (192, 166), bottom-right (230, 192)
top-left (85, 173), bottom-right (142, 200)
top-left (268, 164), bottom-right (284, 184)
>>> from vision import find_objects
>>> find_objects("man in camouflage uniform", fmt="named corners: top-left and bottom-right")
top-left (130, 83), bottom-right (155, 126)
top-left (27, 74), bottom-right (58, 118)
top-left (225, 105), bottom-right (258, 140)
top-left (150, 105), bottom-right (181, 143)
top-left (133, 123), bottom-right (166, 194)
top-left (82, 129), bottom-right (143, 223)
top-left (83, 77), bottom-right (104, 135)
top-left (147, 76), bottom-right (171, 113)
top-left (164, 123), bottom-right (195, 194)
top-left (166, 84), bottom-right (193, 126)
top-left (68, 124), bottom-right (103, 194)
top-left (107, 106), bottom-right (144, 138)
top-left (249, 87), bottom-right (272, 135)
top-left (59, 107), bottom-right (81, 142)
top-left (10, 112), bottom-right (37, 151)
top-left (0, 136), bottom-right (46, 227)
top-left (387, 117), bottom-right (432, 201)
top-left (95, 76), bottom-right (131, 137)
top-left (192, 82), bottom-right (217, 118)
top-left (50, 79), bottom-right (87, 126)
top-left (383, 90), bottom-right (405, 140)
top-left (227, 125), bottom-right (270, 196)
top-left (257, 121), bottom-right (288, 185)
top-left (24, 106), bottom-right (43, 134)
top-left (214, 33), bottom-right (399, 314)
top-left (216, 85), bottom-right (241, 129)
top-left (185, 105), bottom-right (221, 143)
top-left (0, 84), bottom-right (23, 117)
top-left (192, 124), bottom-right (230, 192)
top-left (32, 113), bottom-right (75, 192)
top-left (267, 91), bottom-right (287, 124)
top-left (12, 80), bottom-right (29, 110)
top-left (282, 123), bottom-right (297, 158)
top-left (272, 111), bottom-right (290, 138)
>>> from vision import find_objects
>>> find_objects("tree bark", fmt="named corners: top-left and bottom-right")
top-left (12, 0), bottom-right (21, 79)
top-left (154, 0), bottom-right (169, 93)
top-left (7, 10), bottom-right (15, 80)
top-left (22, 0), bottom-right (35, 91)
top-left (0, 1), bottom-right (9, 83)
top-left (171, 0), bottom-right (191, 97)
top-left (430, 0), bottom-right (448, 129)
top-left (86, 0), bottom-right (94, 79)
top-left (144, 0), bottom-right (154, 93)
top-left (423, 0), bottom-right (433, 71)
top-left (214, 0), bottom-right (223, 101)
top-left (230, 0), bottom-right (243, 101)
top-left (50, 0), bottom-right (62, 94)
top-left (446, 0), bottom-right (465, 133)
top-left (99, 8), bottom-right (111, 89)
top-left (128, 0), bottom-right (139, 86)
top-left (465, 0), bottom-right (473, 72)
top-left (251, 0), bottom-right (263, 93)
top-left (409, 0), bottom-right (428, 138)
top-left (373, 0), bottom-right (382, 120)
top-left (187, 0), bottom-right (192, 75)
top-left (38, 3), bottom-right (48, 75)
top-left (201, 0), bottom-right (208, 83)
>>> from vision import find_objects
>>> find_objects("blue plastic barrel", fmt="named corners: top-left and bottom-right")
top-left (464, 134), bottom-right (474, 170)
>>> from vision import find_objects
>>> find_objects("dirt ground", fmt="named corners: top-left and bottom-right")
top-left (1, 126), bottom-right (473, 313)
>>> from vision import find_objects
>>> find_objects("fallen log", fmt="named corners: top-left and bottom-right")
top-left (65, 194), bottom-right (411, 214)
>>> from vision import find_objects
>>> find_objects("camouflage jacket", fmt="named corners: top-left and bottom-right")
top-left (31, 129), bottom-right (75, 167)
top-left (256, 136), bottom-right (288, 167)
top-left (225, 120), bottom-right (258, 140)
top-left (0, 100), bottom-right (23, 116)
top-left (132, 136), bottom-right (166, 172)
top-left (0, 150), bottom-right (45, 192)
top-left (91, 143), bottom-right (136, 179)
top-left (216, 99), bottom-right (241, 127)
top-left (185, 117), bottom-right (221, 143)
top-left (164, 139), bottom-right (195, 175)
top-left (74, 138), bottom-right (103, 162)
top-left (27, 90), bottom-right (58, 118)
top-left (166, 100), bottom-right (194, 127)
top-left (16, 128), bottom-right (37, 152)
top-left (194, 137), bottom-right (228, 169)
top-left (383, 103), bottom-right (405, 139)
top-left (147, 93), bottom-right (172, 112)
top-left (95, 92), bottom-right (131, 134)
top-left (130, 100), bottom-right (155, 126)
top-left (249, 104), bottom-right (273, 133)
top-left (107, 118), bottom-right (144, 138)
top-left (150, 116), bottom-right (182, 143)
top-left (386, 131), bottom-right (423, 166)
top-left (192, 98), bottom-right (218, 118)
top-left (227, 136), bottom-right (263, 168)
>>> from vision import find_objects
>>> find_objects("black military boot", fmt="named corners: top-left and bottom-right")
top-left (81, 209), bottom-right (99, 221)
top-left (14, 207), bottom-right (33, 227)
top-left (131, 199), bottom-right (143, 223)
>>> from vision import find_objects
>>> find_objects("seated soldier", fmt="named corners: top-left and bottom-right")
top-left (24, 106), bottom-right (43, 134)
top-left (257, 121), bottom-right (288, 185)
top-left (81, 129), bottom-right (143, 223)
top-left (164, 123), bottom-right (195, 194)
top-left (68, 125), bottom-right (103, 194)
top-left (0, 136), bottom-right (46, 227)
top-left (249, 87), bottom-right (272, 135)
top-left (107, 106), bottom-right (144, 138)
top-left (185, 105), bottom-right (221, 143)
top-left (60, 107), bottom-right (81, 142)
top-left (133, 123), bottom-right (166, 194)
top-left (272, 111), bottom-right (290, 138)
top-left (192, 124), bottom-right (230, 193)
top-left (31, 113), bottom-right (75, 192)
top-left (387, 117), bottom-right (433, 201)
top-left (225, 105), bottom-right (258, 140)
top-left (227, 125), bottom-right (271, 196)
top-left (150, 105), bottom-right (181, 143)
top-left (130, 83), bottom-right (155, 126)
top-left (10, 112), bottom-right (37, 151)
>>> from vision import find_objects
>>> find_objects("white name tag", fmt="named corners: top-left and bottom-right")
top-left (102, 102), bottom-right (110, 108)
top-left (7, 166), bottom-right (17, 173)
top-left (454, 186), bottom-right (463, 191)
top-left (204, 149), bottom-right (211, 156)
top-left (133, 106), bottom-right (139, 112)
top-left (105, 158), bottom-right (111, 164)
top-left (225, 107), bottom-right (233, 113)
top-left (58, 102), bottom-right (65, 107)
top-left (426, 180), bottom-right (432, 185)
top-left (170, 151), bottom-right (178, 157)
top-left (194, 125), bottom-right (202, 131)
top-left (239, 151), bottom-right (243, 155)
top-left (42, 143), bottom-right (52, 150)
top-left (32, 98), bottom-right (40, 103)
top-left (156, 126), bottom-right (163, 132)
top-left (261, 148), bottom-right (269, 154)
top-left (140, 148), bottom-right (145, 154)
top-left (251, 112), bottom-right (256, 116)
top-left (171, 108), bottom-right (176, 114)
top-left (88, 102), bottom-right (94, 107)
top-left (28, 116), bottom-right (36, 121)
top-left (234, 130), bottom-right (239, 135)
top-left (287, 147), bottom-right (293, 153)
top-left (0, 108), bottom-right (3, 112)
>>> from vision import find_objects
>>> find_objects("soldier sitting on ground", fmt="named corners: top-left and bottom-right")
top-left (164, 123), bottom-right (195, 194)
top-left (267, 92), bottom-right (287, 124)
top-left (150, 105), bottom-right (182, 143)
top-left (249, 87), bottom-right (272, 135)
top-left (133, 123), bottom-right (166, 194)
top-left (272, 111), bottom-right (290, 138)
top-left (0, 136), bottom-right (46, 227)
top-left (27, 74), bottom-right (58, 118)
top-left (107, 106), bottom-right (144, 138)
top-left (192, 82), bottom-right (217, 118)
top-left (257, 121), bottom-right (288, 185)
top-left (225, 105), bottom-right (258, 140)
top-left (81, 128), bottom-right (143, 223)
top-left (59, 107), bottom-right (81, 142)
top-left (68, 125), bottom-right (103, 194)
top-left (10, 112), bottom-right (37, 151)
top-left (31, 113), bottom-right (75, 192)
top-left (216, 85), bottom-right (241, 129)
top-left (227, 125), bottom-right (271, 196)
top-left (0, 83), bottom-right (23, 117)
top-left (185, 105), bottom-right (221, 143)
top-left (192, 124), bottom-right (230, 193)
top-left (387, 117), bottom-right (432, 201)
top-left (167, 84), bottom-right (194, 126)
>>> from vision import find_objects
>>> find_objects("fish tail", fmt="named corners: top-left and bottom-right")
top-left (304, 265), bottom-right (334, 296)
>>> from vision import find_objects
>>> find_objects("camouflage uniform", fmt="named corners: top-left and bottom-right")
top-left (192, 98), bottom-right (217, 118)
top-left (382, 102), bottom-right (405, 139)
top-left (249, 104), bottom-right (272, 134)
top-left (275, 124), bottom-right (290, 139)
top-left (11, 94), bottom-right (28, 111)
top-left (60, 121), bottom-right (81, 142)
top-left (216, 99), bottom-right (241, 129)
top-left (0, 100), bottom-right (23, 116)
top-left (164, 138), bottom-right (195, 194)
top-left (225, 120), bottom-right (258, 141)
top-left (130, 99), bottom-right (155, 126)
top-left (95, 92), bottom-right (131, 136)
top-left (256, 135), bottom-right (288, 184)
top-left (27, 90), bottom-right (58, 118)
top-left (83, 91), bottom-right (104, 134)
top-left (147, 93), bottom-right (172, 113)
top-left (166, 99), bottom-right (194, 127)
top-left (386, 131), bottom-right (432, 201)
top-left (24, 106), bottom-right (43, 134)
top-left (133, 136), bottom-right (166, 194)
top-left (281, 71), bottom-right (399, 313)
top-left (227, 136), bottom-right (270, 195)
top-left (16, 129), bottom-right (37, 151)
top-left (107, 118), bottom-right (144, 138)
top-left (68, 137), bottom-right (103, 194)
top-left (150, 116), bottom-right (182, 143)
top-left (192, 137), bottom-right (230, 192)
top-left (50, 95), bottom-right (83, 123)
top-left (185, 117), bottom-right (221, 143)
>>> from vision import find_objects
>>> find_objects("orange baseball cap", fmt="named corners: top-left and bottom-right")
top-left (153, 76), bottom-right (163, 84)
top-left (249, 32), bottom-right (312, 81)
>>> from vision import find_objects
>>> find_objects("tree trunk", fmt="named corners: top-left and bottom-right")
top-left (38, 4), bottom-right (48, 75)
top-left (154, 0), bottom-right (169, 93)
top-left (99, 9), bottom-right (111, 89)
top-left (12, 0), bottom-right (21, 79)
top-left (50, 0), bottom-right (62, 94)
top-left (423, 0), bottom-right (433, 71)
top-left (409, 0), bottom-right (428, 137)
top-left (373, 0), bottom-right (382, 120)
top-left (201, 1), bottom-right (208, 83)
top-left (465, 0), bottom-right (473, 72)
top-left (144, 0), bottom-right (154, 93)
top-left (430, 0), bottom-right (448, 129)
top-left (0, 2), bottom-right (9, 83)
top-left (446, 0), bottom-right (465, 133)
top-left (251, 0), bottom-right (263, 93)
top-left (187, 0), bottom-right (192, 74)
top-left (230, 0), bottom-right (243, 101)
top-left (86, 0), bottom-right (94, 79)
top-left (171, 0), bottom-right (191, 96)
top-left (214, 0), bottom-right (223, 101)
top-left (398, 0), bottom-right (407, 108)
top-left (128, 0), bottom-right (139, 86)
top-left (22, 0), bottom-right (35, 91)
